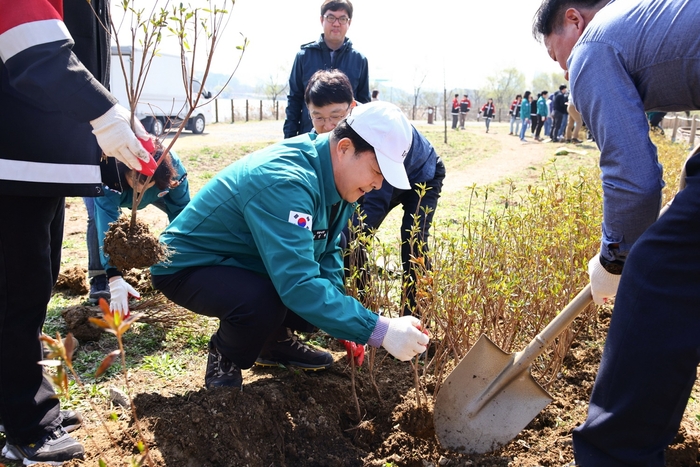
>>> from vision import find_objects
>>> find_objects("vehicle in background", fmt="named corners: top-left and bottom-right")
top-left (110, 46), bottom-right (214, 136)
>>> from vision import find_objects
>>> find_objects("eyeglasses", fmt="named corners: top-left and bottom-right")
top-left (311, 105), bottom-right (350, 125)
top-left (323, 14), bottom-right (349, 25)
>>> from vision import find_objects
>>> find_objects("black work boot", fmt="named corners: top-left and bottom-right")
top-left (88, 274), bottom-right (110, 305)
top-left (255, 328), bottom-right (333, 371)
top-left (2, 426), bottom-right (84, 465)
top-left (204, 336), bottom-right (242, 389)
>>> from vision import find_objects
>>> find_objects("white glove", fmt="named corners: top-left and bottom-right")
top-left (90, 104), bottom-right (151, 170)
top-left (382, 316), bottom-right (429, 361)
top-left (588, 254), bottom-right (622, 306)
top-left (108, 276), bottom-right (140, 315)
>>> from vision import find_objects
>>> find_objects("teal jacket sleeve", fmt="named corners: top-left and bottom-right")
top-left (242, 180), bottom-right (378, 343)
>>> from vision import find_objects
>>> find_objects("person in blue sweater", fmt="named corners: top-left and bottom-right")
top-left (151, 101), bottom-right (430, 390)
top-left (304, 69), bottom-right (446, 317)
top-left (534, 0), bottom-right (700, 464)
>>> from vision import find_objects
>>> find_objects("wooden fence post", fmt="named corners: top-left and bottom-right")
top-left (259, 100), bottom-right (263, 121)
top-left (671, 114), bottom-right (680, 142)
top-left (245, 99), bottom-right (249, 122)
top-left (214, 99), bottom-right (219, 123)
top-left (690, 116), bottom-right (698, 147)
top-left (276, 101), bottom-right (279, 120)
top-left (231, 99), bottom-right (234, 124)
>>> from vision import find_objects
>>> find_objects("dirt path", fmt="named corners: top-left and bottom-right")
top-left (414, 121), bottom-right (583, 193)
top-left (173, 119), bottom-right (576, 194)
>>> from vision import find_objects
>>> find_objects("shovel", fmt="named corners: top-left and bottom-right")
top-left (433, 285), bottom-right (592, 454)
top-left (433, 191), bottom-right (682, 454)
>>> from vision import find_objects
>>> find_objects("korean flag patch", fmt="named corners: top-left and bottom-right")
top-left (288, 211), bottom-right (313, 231)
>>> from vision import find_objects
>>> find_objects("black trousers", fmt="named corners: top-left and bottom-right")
top-left (152, 266), bottom-right (314, 369)
top-left (344, 158), bottom-right (446, 316)
top-left (551, 110), bottom-right (566, 141)
top-left (534, 115), bottom-right (546, 138)
top-left (0, 195), bottom-right (63, 444)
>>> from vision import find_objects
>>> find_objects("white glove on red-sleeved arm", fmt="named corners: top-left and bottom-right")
top-left (109, 277), bottom-right (140, 315)
top-left (90, 104), bottom-right (151, 170)
top-left (382, 316), bottom-right (429, 361)
top-left (588, 254), bottom-right (622, 305)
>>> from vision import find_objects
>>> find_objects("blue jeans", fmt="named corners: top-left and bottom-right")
top-left (558, 114), bottom-right (569, 139)
top-left (509, 115), bottom-right (520, 135)
top-left (573, 153), bottom-right (700, 466)
top-left (551, 111), bottom-right (564, 141)
top-left (519, 119), bottom-right (530, 140)
top-left (83, 197), bottom-right (105, 278)
top-left (544, 116), bottom-right (551, 138)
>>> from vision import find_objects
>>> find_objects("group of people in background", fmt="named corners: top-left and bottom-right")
top-left (508, 84), bottom-right (586, 144)
top-left (450, 88), bottom-right (587, 140)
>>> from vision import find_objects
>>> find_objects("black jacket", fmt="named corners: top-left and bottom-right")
top-left (283, 35), bottom-right (370, 138)
top-left (0, 0), bottom-right (115, 197)
top-left (553, 91), bottom-right (569, 114)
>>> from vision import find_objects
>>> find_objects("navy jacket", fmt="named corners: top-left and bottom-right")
top-left (283, 35), bottom-right (370, 138)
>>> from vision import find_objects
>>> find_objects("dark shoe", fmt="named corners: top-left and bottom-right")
top-left (3, 427), bottom-right (84, 465)
top-left (255, 328), bottom-right (333, 371)
top-left (205, 337), bottom-right (242, 389)
top-left (572, 138), bottom-right (583, 144)
top-left (0, 410), bottom-right (82, 434)
top-left (88, 274), bottom-right (110, 305)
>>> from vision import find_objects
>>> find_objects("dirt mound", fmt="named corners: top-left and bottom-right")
top-left (54, 266), bottom-right (89, 295)
top-left (61, 305), bottom-right (104, 341)
top-left (61, 314), bottom-right (699, 467)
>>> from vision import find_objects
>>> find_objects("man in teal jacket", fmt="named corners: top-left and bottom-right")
top-left (151, 102), bottom-right (430, 389)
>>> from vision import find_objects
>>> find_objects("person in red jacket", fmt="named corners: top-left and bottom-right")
top-left (451, 93), bottom-right (460, 129)
top-left (480, 98), bottom-right (496, 133)
top-left (459, 94), bottom-right (471, 129)
top-left (0, 0), bottom-right (151, 463)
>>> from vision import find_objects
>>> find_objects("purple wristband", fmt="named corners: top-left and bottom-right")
top-left (367, 315), bottom-right (390, 348)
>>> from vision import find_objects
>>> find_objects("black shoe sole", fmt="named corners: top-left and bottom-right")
top-left (254, 359), bottom-right (332, 371)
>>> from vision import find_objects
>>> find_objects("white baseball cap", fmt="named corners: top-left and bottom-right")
top-left (346, 101), bottom-right (412, 190)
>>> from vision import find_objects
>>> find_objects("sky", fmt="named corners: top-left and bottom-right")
top-left (111, 0), bottom-right (564, 93)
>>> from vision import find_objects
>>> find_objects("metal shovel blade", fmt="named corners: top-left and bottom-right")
top-left (433, 334), bottom-right (553, 454)
top-left (433, 285), bottom-right (594, 454)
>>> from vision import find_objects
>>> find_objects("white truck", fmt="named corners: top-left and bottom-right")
top-left (110, 46), bottom-right (214, 136)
